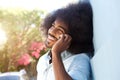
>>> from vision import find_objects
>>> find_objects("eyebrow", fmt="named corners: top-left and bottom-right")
top-left (52, 23), bottom-right (67, 33)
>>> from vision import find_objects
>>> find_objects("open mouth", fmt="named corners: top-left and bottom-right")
top-left (47, 33), bottom-right (58, 41)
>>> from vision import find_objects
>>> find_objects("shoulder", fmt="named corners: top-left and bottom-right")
top-left (69, 53), bottom-right (90, 70)
top-left (68, 53), bottom-right (91, 80)
top-left (63, 52), bottom-right (90, 66)
top-left (72, 53), bottom-right (90, 63)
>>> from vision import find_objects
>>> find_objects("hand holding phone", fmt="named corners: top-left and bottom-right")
top-left (51, 34), bottom-right (72, 55)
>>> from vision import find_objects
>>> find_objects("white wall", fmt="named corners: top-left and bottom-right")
top-left (90, 0), bottom-right (120, 80)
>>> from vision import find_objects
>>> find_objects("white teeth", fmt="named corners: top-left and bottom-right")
top-left (48, 35), bottom-right (55, 41)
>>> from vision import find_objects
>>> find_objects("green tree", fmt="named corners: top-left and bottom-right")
top-left (0, 8), bottom-right (46, 73)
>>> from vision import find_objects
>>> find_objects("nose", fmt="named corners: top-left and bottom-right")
top-left (48, 26), bottom-right (56, 35)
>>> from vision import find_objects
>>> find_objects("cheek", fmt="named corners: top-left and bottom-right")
top-left (56, 31), bottom-right (64, 39)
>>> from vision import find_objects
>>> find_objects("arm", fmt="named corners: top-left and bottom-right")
top-left (51, 34), bottom-right (72, 80)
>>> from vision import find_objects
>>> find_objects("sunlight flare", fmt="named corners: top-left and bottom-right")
top-left (0, 28), bottom-right (7, 46)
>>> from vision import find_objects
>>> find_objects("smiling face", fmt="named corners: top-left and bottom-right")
top-left (45, 18), bottom-right (69, 48)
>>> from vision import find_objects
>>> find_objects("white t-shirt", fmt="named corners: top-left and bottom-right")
top-left (37, 50), bottom-right (91, 80)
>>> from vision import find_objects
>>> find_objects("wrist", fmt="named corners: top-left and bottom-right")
top-left (52, 52), bottom-right (62, 64)
top-left (52, 51), bottom-right (61, 58)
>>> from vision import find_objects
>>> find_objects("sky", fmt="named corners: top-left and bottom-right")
top-left (0, 0), bottom-right (79, 12)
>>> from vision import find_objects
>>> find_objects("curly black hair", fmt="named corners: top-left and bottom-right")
top-left (40, 2), bottom-right (94, 57)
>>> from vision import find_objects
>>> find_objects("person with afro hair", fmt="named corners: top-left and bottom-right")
top-left (37, 1), bottom-right (94, 80)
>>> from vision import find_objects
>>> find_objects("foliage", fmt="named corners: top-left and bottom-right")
top-left (0, 8), bottom-right (47, 76)
top-left (17, 42), bottom-right (46, 77)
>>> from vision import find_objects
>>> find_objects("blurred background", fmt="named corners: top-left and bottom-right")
top-left (0, 0), bottom-right (78, 79)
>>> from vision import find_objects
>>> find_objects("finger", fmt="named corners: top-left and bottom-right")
top-left (64, 34), bottom-right (72, 42)
top-left (58, 34), bottom-right (65, 42)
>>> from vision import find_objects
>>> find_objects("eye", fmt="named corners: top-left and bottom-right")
top-left (51, 23), bottom-right (65, 34)
top-left (57, 27), bottom-right (65, 34)
top-left (57, 30), bottom-right (64, 34)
